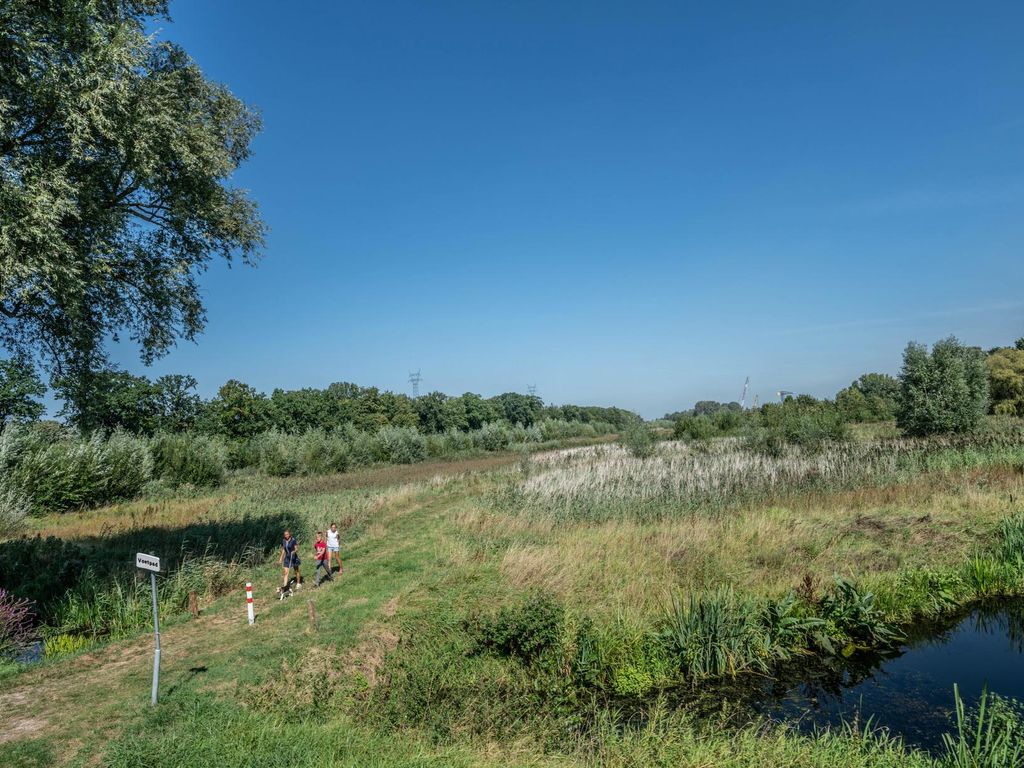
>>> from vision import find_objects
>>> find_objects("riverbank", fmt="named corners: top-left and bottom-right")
top-left (3, 434), bottom-right (1024, 766)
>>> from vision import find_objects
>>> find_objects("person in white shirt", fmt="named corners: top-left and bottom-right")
top-left (326, 522), bottom-right (342, 574)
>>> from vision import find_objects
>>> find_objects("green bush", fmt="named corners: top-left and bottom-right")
top-left (621, 422), bottom-right (655, 458)
top-left (376, 426), bottom-right (426, 464)
top-left (103, 430), bottom-right (153, 499)
top-left (0, 425), bottom-right (151, 513)
top-left (151, 432), bottom-right (226, 486)
top-left (473, 422), bottom-right (511, 452)
top-left (296, 429), bottom-right (350, 475)
top-left (673, 414), bottom-right (716, 441)
top-left (897, 336), bottom-right (990, 436)
top-left (256, 430), bottom-right (300, 476)
top-left (342, 425), bottom-right (379, 467)
top-left (470, 591), bottom-right (564, 664)
top-left (745, 399), bottom-right (848, 453)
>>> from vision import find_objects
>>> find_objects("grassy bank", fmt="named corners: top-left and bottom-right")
top-left (4, 432), bottom-right (1024, 766)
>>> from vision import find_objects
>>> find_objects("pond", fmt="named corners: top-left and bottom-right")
top-left (755, 599), bottom-right (1024, 751)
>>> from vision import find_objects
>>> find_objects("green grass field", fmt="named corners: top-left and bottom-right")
top-left (4, 435), bottom-right (1024, 767)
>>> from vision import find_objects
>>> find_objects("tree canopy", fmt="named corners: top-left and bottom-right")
top-left (896, 337), bottom-right (989, 436)
top-left (0, 0), bottom-right (264, 405)
top-left (0, 358), bottom-right (45, 423)
top-left (988, 346), bottom-right (1024, 417)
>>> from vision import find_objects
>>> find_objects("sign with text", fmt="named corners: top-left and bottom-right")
top-left (136, 553), bottom-right (161, 572)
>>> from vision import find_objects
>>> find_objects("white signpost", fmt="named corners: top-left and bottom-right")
top-left (136, 553), bottom-right (161, 706)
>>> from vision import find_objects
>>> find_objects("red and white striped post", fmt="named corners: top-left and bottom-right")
top-left (245, 581), bottom-right (255, 625)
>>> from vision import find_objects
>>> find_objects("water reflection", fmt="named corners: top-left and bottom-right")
top-left (755, 599), bottom-right (1024, 752)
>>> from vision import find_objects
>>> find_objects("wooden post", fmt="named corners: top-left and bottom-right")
top-left (188, 591), bottom-right (199, 619)
top-left (307, 599), bottom-right (318, 630)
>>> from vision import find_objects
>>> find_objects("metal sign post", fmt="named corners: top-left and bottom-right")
top-left (136, 553), bottom-right (161, 706)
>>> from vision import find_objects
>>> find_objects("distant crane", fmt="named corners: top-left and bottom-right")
top-left (777, 390), bottom-right (794, 403)
top-left (752, 394), bottom-right (759, 409)
top-left (740, 377), bottom-right (749, 409)
top-left (409, 370), bottom-right (422, 399)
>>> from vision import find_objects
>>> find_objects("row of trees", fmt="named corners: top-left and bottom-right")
top-left (669, 336), bottom-right (1014, 442)
top-left (0, 362), bottom-right (638, 438)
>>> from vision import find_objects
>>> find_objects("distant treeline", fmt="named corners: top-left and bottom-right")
top-left (662, 336), bottom-right (1023, 448)
top-left (0, 366), bottom-right (640, 437)
top-left (663, 337), bottom-right (1024, 426)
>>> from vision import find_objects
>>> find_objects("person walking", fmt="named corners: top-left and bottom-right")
top-left (326, 522), bottom-right (343, 574)
top-left (279, 529), bottom-right (302, 594)
top-left (313, 531), bottom-right (333, 587)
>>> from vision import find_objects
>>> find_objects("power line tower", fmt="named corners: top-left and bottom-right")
top-left (527, 383), bottom-right (537, 398)
top-left (752, 394), bottom-right (759, 409)
top-left (408, 370), bottom-right (422, 398)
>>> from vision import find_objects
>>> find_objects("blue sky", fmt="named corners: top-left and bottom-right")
top-left (112, 1), bottom-right (1024, 418)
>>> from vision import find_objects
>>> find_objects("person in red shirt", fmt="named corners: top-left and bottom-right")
top-left (312, 531), bottom-right (333, 587)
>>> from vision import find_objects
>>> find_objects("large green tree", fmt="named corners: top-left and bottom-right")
top-left (0, 0), bottom-right (264, 405)
top-left (896, 337), bottom-right (989, 436)
top-left (988, 346), bottom-right (1024, 417)
top-left (836, 372), bottom-right (900, 422)
top-left (0, 358), bottom-right (45, 423)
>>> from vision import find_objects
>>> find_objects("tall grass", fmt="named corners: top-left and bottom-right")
top-left (507, 435), bottom-right (1024, 522)
top-left (49, 552), bottom-right (245, 643)
top-left (942, 685), bottom-right (1024, 768)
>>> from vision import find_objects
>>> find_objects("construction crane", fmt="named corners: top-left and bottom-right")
top-left (777, 390), bottom-right (794, 403)
top-left (752, 394), bottom-right (759, 409)
top-left (740, 377), bottom-right (749, 409)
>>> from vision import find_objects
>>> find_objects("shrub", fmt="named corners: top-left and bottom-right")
top-left (296, 429), bottom-right (349, 475)
top-left (342, 425), bottom-right (379, 467)
top-left (224, 439), bottom-right (260, 470)
top-left (376, 426), bottom-right (426, 464)
top-left (0, 588), bottom-right (37, 659)
top-left (673, 415), bottom-right (716, 441)
top-left (0, 426), bottom-right (151, 513)
top-left (470, 592), bottom-right (564, 664)
top-left (0, 481), bottom-right (30, 537)
top-left (257, 430), bottom-right (300, 476)
top-left (897, 336), bottom-right (990, 436)
top-left (473, 422), bottom-right (511, 452)
top-left (538, 419), bottom-right (599, 441)
top-left (102, 430), bottom-right (153, 499)
top-left (621, 422), bottom-right (655, 458)
top-left (150, 432), bottom-right (226, 487)
top-left (745, 400), bottom-right (848, 453)
top-left (817, 577), bottom-right (902, 654)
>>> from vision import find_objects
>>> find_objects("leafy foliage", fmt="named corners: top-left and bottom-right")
top-left (470, 592), bottom-right (565, 664)
top-left (988, 347), bottom-right (1024, 417)
top-left (0, 0), bottom-right (265, 407)
top-left (0, 359), bottom-right (45, 423)
top-left (621, 422), bottom-right (655, 458)
top-left (836, 373), bottom-right (900, 423)
top-left (150, 432), bottom-right (226, 487)
top-left (897, 337), bottom-right (990, 436)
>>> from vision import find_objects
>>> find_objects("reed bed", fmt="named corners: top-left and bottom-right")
top-left (510, 436), bottom-right (1024, 522)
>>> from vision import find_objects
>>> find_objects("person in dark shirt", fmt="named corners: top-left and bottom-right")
top-left (278, 529), bottom-right (302, 593)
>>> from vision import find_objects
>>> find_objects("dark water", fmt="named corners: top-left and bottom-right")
top-left (755, 600), bottom-right (1024, 751)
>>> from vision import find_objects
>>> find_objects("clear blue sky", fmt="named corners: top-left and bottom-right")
top-left (114, 0), bottom-right (1024, 418)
